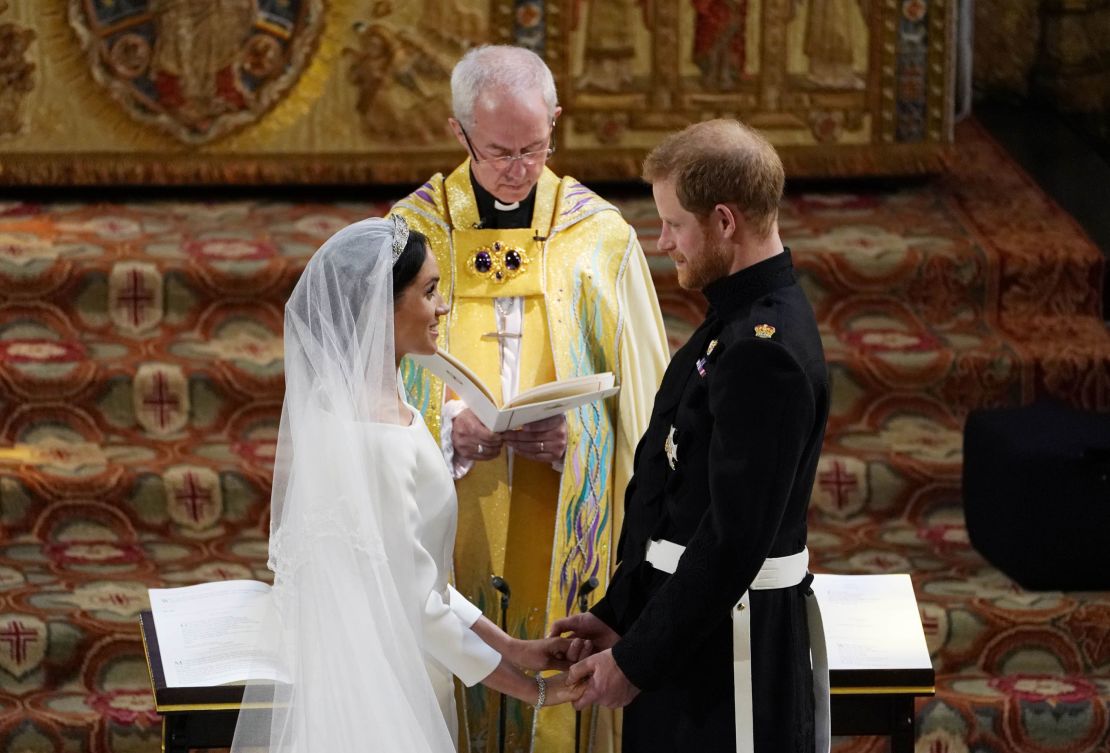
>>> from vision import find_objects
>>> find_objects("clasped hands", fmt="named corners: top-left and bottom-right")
top-left (453, 410), bottom-right (567, 464)
top-left (516, 613), bottom-right (639, 710)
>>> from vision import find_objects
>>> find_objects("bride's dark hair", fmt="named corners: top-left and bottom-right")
top-left (392, 228), bottom-right (429, 298)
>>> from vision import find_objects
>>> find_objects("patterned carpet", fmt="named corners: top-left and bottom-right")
top-left (0, 119), bottom-right (1108, 753)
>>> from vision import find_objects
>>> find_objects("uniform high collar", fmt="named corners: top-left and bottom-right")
top-left (702, 249), bottom-right (796, 320)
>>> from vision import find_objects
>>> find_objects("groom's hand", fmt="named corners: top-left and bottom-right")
top-left (568, 649), bottom-right (640, 710)
top-left (549, 612), bottom-right (619, 655)
top-left (544, 671), bottom-right (587, 706)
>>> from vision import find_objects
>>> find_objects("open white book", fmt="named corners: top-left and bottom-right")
top-left (145, 576), bottom-right (931, 692)
top-left (148, 580), bottom-right (286, 688)
top-left (409, 350), bottom-right (619, 432)
top-left (810, 573), bottom-right (932, 674)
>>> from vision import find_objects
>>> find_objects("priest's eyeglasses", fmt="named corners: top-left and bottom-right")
top-left (460, 122), bottom-right (556, 170)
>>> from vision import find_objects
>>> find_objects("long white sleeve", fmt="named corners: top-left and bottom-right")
top-left (420, 584), bottom-right (501, 687)
top-left (403, 457), bottom-right (501, 686)
top-left (441, 399), bottom-right (473, 479)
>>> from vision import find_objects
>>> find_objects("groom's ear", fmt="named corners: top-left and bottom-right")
top-left (712, 203), bottom-right (741, 240)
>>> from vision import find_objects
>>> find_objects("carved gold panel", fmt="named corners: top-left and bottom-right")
top-left (0, 0), bottom-right (955, 184)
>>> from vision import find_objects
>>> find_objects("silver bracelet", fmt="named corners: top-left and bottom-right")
top-left (534, 673), bottom-right (547, 709)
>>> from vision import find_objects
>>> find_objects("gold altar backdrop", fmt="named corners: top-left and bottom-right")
top-left (0, 0), bottom-right (955, 184)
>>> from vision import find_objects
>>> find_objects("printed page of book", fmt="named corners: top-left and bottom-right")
top-left (411, 350), bottom-right (618, 431)
top-left (148, 580), bottom-right (289, 688)
top-left (495, 384), bottom-right (621, 431)
top-left (408, 351), bottom-right (498, 424)
top-left (810, 573), bottom-right (931, 672)
top-left (505, 372), bottom-right (616, 408)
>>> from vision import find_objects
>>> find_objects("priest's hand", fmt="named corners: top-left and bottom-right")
top-left (543, 671), bottom-right (587, 706)
top-left (510, 636), bottom-right (575, 672)
top-left (505, 415), bottom-right (567, 463)
top-left (549, 612), bottom-right (619, 656)
top-left (452, 408), bottom-right (504, 462)
top-left (568, 649), bottom-right (640, 710)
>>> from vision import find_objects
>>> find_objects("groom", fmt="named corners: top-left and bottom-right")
top-left (553, 119), bottom-right (831, 752)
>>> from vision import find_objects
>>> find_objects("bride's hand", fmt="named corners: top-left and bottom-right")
top-left (512, 636), bottom-right (574, 672)
top-left (541, 671), bottom-right (585, 707)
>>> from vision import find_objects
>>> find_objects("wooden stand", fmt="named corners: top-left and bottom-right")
top-left (141, 590), bottom-right (935, 753)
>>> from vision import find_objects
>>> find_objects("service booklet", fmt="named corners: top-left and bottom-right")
top-left (409, 350), bottom-right (619, 432)
top-left (148, 580), bottom-right (288, 688)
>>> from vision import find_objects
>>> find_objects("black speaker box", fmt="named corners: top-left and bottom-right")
top-left (963, 401), bottom-right (1110, 591)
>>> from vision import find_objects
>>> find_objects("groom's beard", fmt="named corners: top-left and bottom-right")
top-left (679, 229), bottom-right (732, 291)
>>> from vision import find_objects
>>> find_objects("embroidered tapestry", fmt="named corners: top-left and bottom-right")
top-left (0, 0), bottom-right (955, 184)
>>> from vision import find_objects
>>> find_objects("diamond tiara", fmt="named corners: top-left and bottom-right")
top-left (391, 214), bottom-right (410, 265)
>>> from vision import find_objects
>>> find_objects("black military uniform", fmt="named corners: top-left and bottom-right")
top-left (592, 250), bottom-right (829, 752)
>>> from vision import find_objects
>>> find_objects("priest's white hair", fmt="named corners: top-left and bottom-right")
top-left (451, 44), bottom-right (558, 130)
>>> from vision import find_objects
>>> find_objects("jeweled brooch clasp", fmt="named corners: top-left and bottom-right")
top-left (467, 241), bottom-right (529, 283)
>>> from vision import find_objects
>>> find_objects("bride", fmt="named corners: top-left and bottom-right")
top-left (231, 216), bottom-right (581, 753)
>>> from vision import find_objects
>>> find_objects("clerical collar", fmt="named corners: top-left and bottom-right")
top-left (470, 170), bottom-right (537, 229)
top-left (703, 249), bottom-right (796, 319)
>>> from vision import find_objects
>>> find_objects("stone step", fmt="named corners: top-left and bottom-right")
top-left (911, 670), bottom-right (1110, 753)
top-left (6, 279), bottom-right (1105, 448)
top-left (1, 314), bottom-right (1104, 541)
top-left (629, 192), bottom-right (1106, 330)
top-left (3, 189), bottom-right (1104, 335)
top-left (4, 496), bottom-right (1109, 753)
top-left (0, 310), bottom-right (285, 442)
top-left (0, 428), bottom-right (274, 539)
top-left (823, 314), bottom-right (1108, 422)
top-left (656, 302), bottom-right (1110, 423)
top-left (0, 202), bottom-right (379, 329)
top-left (0, 530), bottom-right (271, 753)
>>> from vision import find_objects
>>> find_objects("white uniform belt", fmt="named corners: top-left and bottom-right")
top-left (644, 540), bottom-right (831, 753)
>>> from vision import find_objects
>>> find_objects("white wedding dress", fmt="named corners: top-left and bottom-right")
top-left (229, 218), bottom-right (500, 753)
top-left (236, 404), bottom-right (501, 750)
top-left (382, 402), bottom-right (501, 746)
top-left (241, 402), bottom-right (500, 753)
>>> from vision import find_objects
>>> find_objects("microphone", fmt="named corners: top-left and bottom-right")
top-left (491, 575), bottom-right (511, 611)
top-left (490, 574), bottom-right (512, 753)
top-left (577, 576), bottom-right (599, 614)
top-left (574, 576), bottom-right (600, 753)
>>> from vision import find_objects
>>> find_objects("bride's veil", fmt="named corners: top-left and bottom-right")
top-left (230, 218), bottom-right (455, 753)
